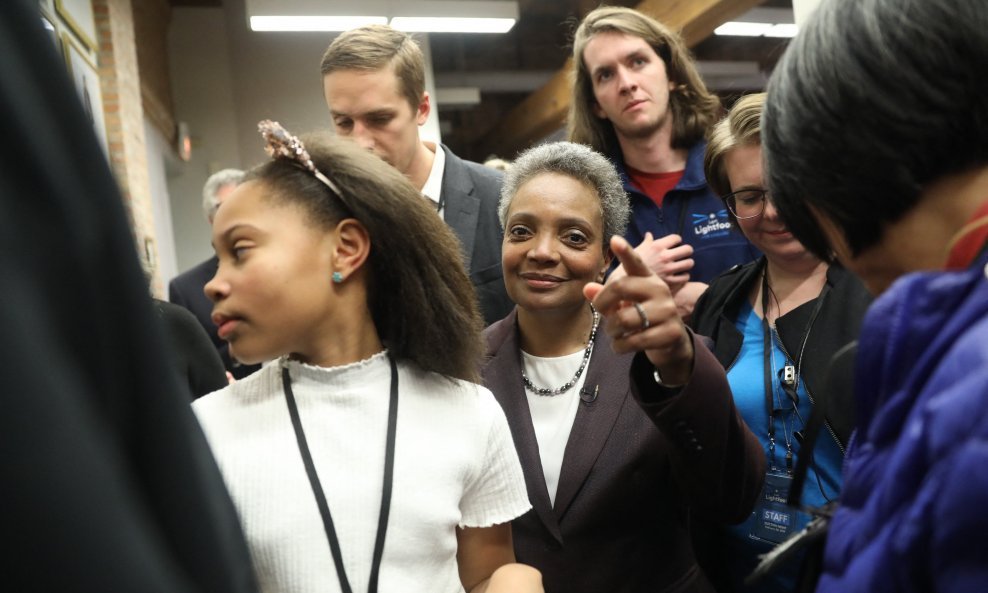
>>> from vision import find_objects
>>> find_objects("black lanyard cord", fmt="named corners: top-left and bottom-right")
top-left (761, 269), bottom-right (781, 452)
top-left (761, 268), bottom-right (829, 472)
top-left (282, 355), bottom-right (399, 593)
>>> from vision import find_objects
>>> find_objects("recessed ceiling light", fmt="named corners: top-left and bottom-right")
top-left (390, 17), bottom-right (515, 33)
top-left (714, 22), bottom-right (773, 37)
top-left (764, 23), bottom-right (799, 38)
top-left (246, 0), bottom-right (518, 34)
top-left (249, 15), bottom-right (387, 32)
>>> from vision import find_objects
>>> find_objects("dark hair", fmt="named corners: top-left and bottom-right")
top-left (568, 6), bottom-right (720, 155)
top-left (244, 133), bottom-right (484, 382)
top-left (763, 0), bottom-right (988, 260)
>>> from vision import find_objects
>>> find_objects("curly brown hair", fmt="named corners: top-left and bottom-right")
top-left (244, 133), bottom-right (484, 382)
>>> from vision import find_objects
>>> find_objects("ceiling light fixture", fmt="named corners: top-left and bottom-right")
top-left (763, 24), bottom-right (799, 38)
top-left (246, 0), bottom-right (519, 34)
top-left (714, 6), bottom-right (798, 38)
top-left (390, 17), bottom-right (515, 34)
top-left (250, 16), bottom-right (387, 32)
top-left (714, 22), bottom-right (773, 37)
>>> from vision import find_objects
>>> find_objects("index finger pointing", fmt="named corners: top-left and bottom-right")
top-left (610, 235), bottom-right (653, 279)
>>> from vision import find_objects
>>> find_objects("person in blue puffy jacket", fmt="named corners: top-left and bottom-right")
top-left (761, 0), bottom-right (988, 591)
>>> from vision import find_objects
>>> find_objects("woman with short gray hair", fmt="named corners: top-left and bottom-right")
top-left (482, 141), bottom-right (763, 593)
top-left (498, 141), bottom-right (629, 246)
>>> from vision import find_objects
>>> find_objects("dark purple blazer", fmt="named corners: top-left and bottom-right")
top-left (482, 309), bottom-right (765, 593)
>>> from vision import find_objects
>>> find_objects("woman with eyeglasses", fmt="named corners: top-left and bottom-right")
top-left (688, 94), bottom-right (872, 593)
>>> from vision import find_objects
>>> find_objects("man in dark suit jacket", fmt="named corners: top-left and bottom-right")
top-left (320, 24), bottom-right (513, 325)
top-left (169, 169), bottom-right (260, 379)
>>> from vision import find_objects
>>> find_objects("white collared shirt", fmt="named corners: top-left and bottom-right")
top-left (421, 141), bottom-right (446, 217)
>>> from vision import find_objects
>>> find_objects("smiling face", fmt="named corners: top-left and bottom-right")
top-left (502, 172), bottom-right (610, 315)
top-left (323, 66), bottom-right (428, 177)
top-left (582, 30), bottom-right (676, 142)
top-left (724, 144), bottom-right (815, 266)
top-left (204, 180), bottom-right (340, 365)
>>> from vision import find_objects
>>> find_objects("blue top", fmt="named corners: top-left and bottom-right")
top-left (818, 248), bottom-right (988, 592)
top-left (613, 141), bottom-right (759, 283)
top-left (724, 300), bottom-right (844, 592)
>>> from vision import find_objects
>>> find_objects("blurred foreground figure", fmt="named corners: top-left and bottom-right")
top-left (763, 0), bottom-right (988, 591)
top-left (0, 1), bottom-right (257, 591)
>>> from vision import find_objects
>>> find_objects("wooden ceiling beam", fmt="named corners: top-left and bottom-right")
top-left (483, 0), bottom-right (766, 158)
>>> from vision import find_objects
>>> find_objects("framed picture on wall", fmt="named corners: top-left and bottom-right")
top-left (62, 32), bottom-right (109, 156)
top-left (55, 0), bottom-right (97, 52)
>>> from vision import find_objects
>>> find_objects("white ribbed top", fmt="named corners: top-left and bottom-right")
top-left (194, 352), bottom-right (530, 593)
top-left (521, 349), bottom-right (586, 505)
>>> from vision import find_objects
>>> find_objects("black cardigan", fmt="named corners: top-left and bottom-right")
top-left (689, 258), bottom-right (872, 449)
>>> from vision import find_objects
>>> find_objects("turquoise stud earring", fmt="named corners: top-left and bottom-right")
top-left (332, 271), bottom-right (343, 284)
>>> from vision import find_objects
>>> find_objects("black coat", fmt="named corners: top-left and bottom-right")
top-left (154, 299), bottom-right (228, 399)
top-left (690, 259), bottom-right (872, 448)
top-left (169, 257), bottom-right (260, 380)
top-left (689, 258), bottom-right (871, 591)
top-left (0, 2), bottom-right (257, 590)
top-left (438, 145), bottom-right (514, 325)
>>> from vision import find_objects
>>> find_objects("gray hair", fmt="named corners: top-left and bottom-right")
top-left (202, 168), bottom-right (244, 221)
top-left (499, 142), bottom-right (629, 248)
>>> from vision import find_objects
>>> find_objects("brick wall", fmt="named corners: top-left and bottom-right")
top-left (94, 0), bottom-right (160, 293)
top-left (133, 0), bottom-right (176, 145)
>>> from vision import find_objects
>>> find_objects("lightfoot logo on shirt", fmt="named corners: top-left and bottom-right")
top-left (692, 210), bottom-right (732, 239)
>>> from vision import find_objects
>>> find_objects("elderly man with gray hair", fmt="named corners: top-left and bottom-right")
top-left (201, 168), bottom-right (243, 223)
top-left (169, 168), bottom-right (260, 382)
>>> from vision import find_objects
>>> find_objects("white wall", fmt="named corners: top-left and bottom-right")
top-left (220, 0), bottom-right (441, 163)
top-left (167, 0), bottom-right (445, 274)
top-left (167, 7), bottom-right (242, 274)
top-left (144, 118), bottom-right (179, 285)
top-left (221, 0), bottom-right (338, 167)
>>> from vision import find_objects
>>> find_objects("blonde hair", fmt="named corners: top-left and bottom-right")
top-left (704, 93), bottom-right (765, 198)
top-left (568, 6), bottom-right (721, 155)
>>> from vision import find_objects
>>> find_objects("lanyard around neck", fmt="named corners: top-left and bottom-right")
top-left (760, 267), bottom-right (828, 471)
top-left (282, 355), bottom-right (399, 593)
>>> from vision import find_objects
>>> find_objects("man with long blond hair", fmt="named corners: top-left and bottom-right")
top-left (569, 6), bottom-right (757, 317)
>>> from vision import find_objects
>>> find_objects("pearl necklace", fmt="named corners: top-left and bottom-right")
top-left (521, 304), bottom-right (600, 396)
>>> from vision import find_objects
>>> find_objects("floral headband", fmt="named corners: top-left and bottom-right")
top-left (257, 119), bottom-right (343, 199)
